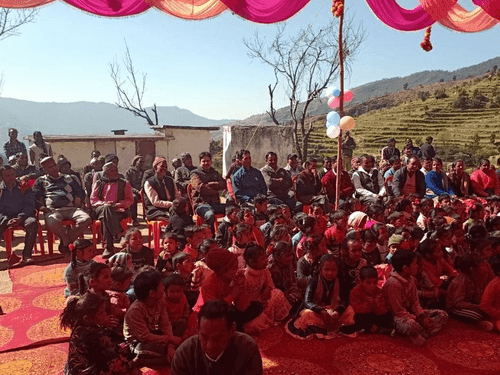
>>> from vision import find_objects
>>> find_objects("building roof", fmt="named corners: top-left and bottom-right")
top-left (24, 133), bottom-right (165, 142)
top-left (151, 125), bottom-right (220, 131)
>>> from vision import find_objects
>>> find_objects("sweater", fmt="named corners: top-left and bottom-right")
top-left (190, 166), bottom-right (226, 207)
top-left (382, 272), bottom-right (424, 319)
top-left (350, 284), bottom-right (388, 315)
top-left (446, 273), bottom-right (481, 311)
top-left (480, 277), bottom-right (500, 319)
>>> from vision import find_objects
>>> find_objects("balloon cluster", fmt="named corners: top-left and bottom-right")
top-left (331, 0), bottom-right (344, 18)
top-left (324, 86), bottom-right (356, 138)
top-left (420, 26), bottom-right (433, 52)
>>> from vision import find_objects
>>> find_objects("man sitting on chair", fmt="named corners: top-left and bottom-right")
top-left (0, 165), bottom-right (38, 265)
top-left (91, 162), bottom-right (134, 258)
top-left (144, 157), bottom-right (177, 221)
top-left (33, 157), bottom-right (91, 255)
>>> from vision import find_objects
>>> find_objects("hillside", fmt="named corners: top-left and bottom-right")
top-left (302, 70), bottom-right (500, 166)
top-left (222, 56), bottom-right (500, 130)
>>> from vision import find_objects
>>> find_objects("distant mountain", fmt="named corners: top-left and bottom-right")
top-left (0, 98), bottom-right (231, 155)
top-left (220, 56), bottom-right (500, 132)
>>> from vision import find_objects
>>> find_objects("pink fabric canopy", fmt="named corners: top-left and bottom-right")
top-left (149, 0), bottom-right (227, 19)
top-left (219, 0), bottom-right (311, 23)
top-left (63, 0), bottom-right (151, 17)
top-left (365, 0), bottom-right (434, 31)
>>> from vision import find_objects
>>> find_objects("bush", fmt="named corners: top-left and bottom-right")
top-left (418, 91), bottom-right (430, 102)
top-left (434, 89), bottom-right (448, 99)
top-left (452, 95), bottom-right (472, 109)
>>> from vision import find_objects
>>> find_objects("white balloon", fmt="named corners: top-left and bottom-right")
top-left (326, 125), bottom-right (340, 138)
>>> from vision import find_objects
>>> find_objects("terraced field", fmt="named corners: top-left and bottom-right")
top-left (301, 73), bottom-right (500, 161)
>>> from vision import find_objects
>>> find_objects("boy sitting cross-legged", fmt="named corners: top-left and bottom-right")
top-left (382, 249), bottom-right (448, 345)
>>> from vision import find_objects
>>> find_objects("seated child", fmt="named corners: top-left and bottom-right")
top-left (156, 232), bottom-right (180, 277)
top-left (61, 293), bottom-right (140, 375)
top-left (108, 265), bottom-right (134, 321)
top-left (446, 253), bottom-right (493, 331)
top-left (253, 194), bottom-right (269, 226)
top-left (372, 223), bottom-right (389, 261)
top-left (64, 239), bottom-right (96, 297)
top-left (269, 241), bottom-right (303, 312)
top-left (383, 249), bottom-right (448, 345)
top-left (182, 225), bottom-right (206, 261)
top-left (265, 224), bottom-right (292, 256)
top-left (215, 205), bottom-right (240, 249)
top-left (419, 238), bottom-right (457, 289)
top-left (324, 210), bottom-right (349, 257)
top-left (415, 254), bottom-right (442, 309)
top-left (471, 238), bottom-right (495, 295)
top-left (340, 238), bottom-right (368, 299)
top-left (165, 198), bottom-right (194, 243)
top-left (121, 228), bottom-right (154, 272)
top-left (237, 207), bottom-right (265, 246)
top-left (361, 229), bottom-right (382, 266)
top-left (310, 203), bottom-right (328, 234)
top-left (341, 266), bottom-right (393, 334)
top-left (243, 244), bottom-right (291, 334)
top-left (228, 223), bottom-right (254, 269)
top-left (124, 268), bottom-right (182, 364)
top-left (172, 252), bottom-right (200, 309)
top-left (480, 254), bottom-right (500, 332)
top-left (287, 254), bottom-right (348, 339)
top-left (163, 274), bottom-right (193, 339)
top-left (296, 235), bottom-right (327, 288)
top-left (295, 216), bottom-right (318, 259)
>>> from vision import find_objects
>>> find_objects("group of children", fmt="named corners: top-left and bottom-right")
top-left (60, 191), bottom-right (500, 373)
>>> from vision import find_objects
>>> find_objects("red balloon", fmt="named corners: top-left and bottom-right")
top-left (344, 90), bottom-right (354, 103)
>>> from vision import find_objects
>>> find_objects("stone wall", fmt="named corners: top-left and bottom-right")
top-left (223, 125), bottom-right (294, 176)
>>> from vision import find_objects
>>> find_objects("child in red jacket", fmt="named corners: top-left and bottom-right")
top-left (480, 254), bottom-right (500, 332)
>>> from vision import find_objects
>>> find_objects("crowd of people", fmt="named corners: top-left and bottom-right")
top-left (2, 127), bottom-right (500, 374)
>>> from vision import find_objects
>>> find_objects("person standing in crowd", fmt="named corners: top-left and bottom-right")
top-left (342, 130), bottom-right (356, 170)
top-left (420, 136), bottom-right (436, 160)
top-left (4, 128), bottom-right (27, 159)
top-left (260, 152), bottom-right (302, 213)
top-left (405, 138), bottom-right (421, 158)
top-left (381, 138), bottom-right (400, 162)
top-left (283, 153), bottom-right (303, 179)
top-left (125, 155), bottom-right (144, 226)
top-left (29, 131), bottom-right (53, 167)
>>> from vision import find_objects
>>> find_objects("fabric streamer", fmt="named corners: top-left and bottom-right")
top-left (364, 0), bottom-right (434, 31)
top-left (0, 0), bottom-right (54, 7)
top-left (62, 0), bottom-right (151, 17)
top-left (418, 0), bottom-right (458, 20)
top-left (438, 3), bottom-right (499, 32)
top-left (150, 0), bottom-right (227, 19)
top-left (219, 0), bottom-right (312, 24)
top-left (474, 0), bottom-right (500, 20)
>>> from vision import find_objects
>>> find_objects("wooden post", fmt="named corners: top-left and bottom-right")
top-left (335, 8), bottom-right (345, 211)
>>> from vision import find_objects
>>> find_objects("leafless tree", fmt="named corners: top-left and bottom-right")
top-left (0, 8), bottom-right (39, 95)
top-left (244, 18), bottom-right (365, 161)
top-left (109, 42), bottom-right (158, 126)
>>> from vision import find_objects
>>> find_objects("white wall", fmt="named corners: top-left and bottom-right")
top-left (222, 125), bottom-right (294, 176)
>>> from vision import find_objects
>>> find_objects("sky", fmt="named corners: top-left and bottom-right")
top-left (1, 0), bottom-right (500, 121)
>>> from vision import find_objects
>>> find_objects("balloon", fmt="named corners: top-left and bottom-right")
top-left (344, 90), bottom-right (354, 102)
top-left (340, 116), bottom-right (355, 131)
top-left (326, 125), bottom-right (340, 138)
top-left (326, 111), bottom-right (340, 127)
top-left (333, 88), bottom-right (341, 97)
top-left (328, 96), bottom-right (340, 109)
top-left (325, 86), bottom-right (341, 98)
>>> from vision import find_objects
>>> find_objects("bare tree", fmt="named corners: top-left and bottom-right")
top-left (0, 8), bottom-right (39, 95)
top-left (245, 18), bottom-right (365, 161)
top-left (109, 42), bottom-right (158, 126)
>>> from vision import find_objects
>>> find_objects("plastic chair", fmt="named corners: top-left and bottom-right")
top-left (4, 221), bottom-right (46, 258)
top-left (91, 216), bottom-right (132, 249)
top-left (140, 190), bottom-right (168, 257)
top-left (46, 219), bottom-right (84, 254)
top-left (226, 178), bottom-right (238, 203)
top-left (187, 183), bottom-right (224, 232)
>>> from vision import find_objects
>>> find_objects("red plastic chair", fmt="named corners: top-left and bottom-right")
top-left (187, 183), bottom-right (224, 232)
top-left (91, 216), bottom-right (132, 249)
top-left (4, 221), bottom-right (46, 258)
top-left (140, 190), bottom-right (168, 257)
top-left (46, 219), bottom-right (84, 254)
top-left (292, 175), bottom-right (311, 214)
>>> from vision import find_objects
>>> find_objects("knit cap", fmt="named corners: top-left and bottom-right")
top-left (205, 249), bottom-right (238, 274)
top-left (388, 234), bottom-right (403, 247)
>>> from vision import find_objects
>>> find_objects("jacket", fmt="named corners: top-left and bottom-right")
top-left (0, 180), bottom-right (35, 220)
top-left (260, 164), bottom-right (293, 198)
top-left (392, 167), bottom-right (426, 198)
top-left (190, 166), bottom-right (225, 207)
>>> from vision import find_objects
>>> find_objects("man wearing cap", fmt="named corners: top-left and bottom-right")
top-left (143, 157), bottom-right (177, 221)
top-left (231, 150), bottom-right (267, 205)
top-left (4, 128), bottom-right (27, 159)
top-left (93, 153), bottom-right (124, 184)
top-left (125, 155), bottom-right (144, 226)
top-left (393, 156), bottom-right (426, 198)
top-left (91, 162), bottom-right (134, 258)
top-left (174, 152), bottom-right (197, 196)
top-left (381, 138), bottom-right (400, 162)
top-left (283, 153), bottom-right (303, 179)
top-left (33, 157), bottom-right (91, 254)
top-left (58, 156), bottom-right (82, 186)
top-left (191, 151), bottom-right (226, 230)
top-left (260, 151), bottom-right (302, 213)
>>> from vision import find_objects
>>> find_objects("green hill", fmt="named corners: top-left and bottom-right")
top-left (304, 70), bottom-right (500, 166)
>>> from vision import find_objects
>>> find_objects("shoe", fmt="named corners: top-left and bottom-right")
top-left (477, 320), bottom-right (494, 331)
top-left (102, 248), bottom-right (115, 259)
top-left (58, 243), bottom-right (70, 255)
top-left (8, 253), bottom-right (22, 267)
top-left (21, 258), bottom-right (35, 265)
top-left (132, 220), bottom-right (140, 227)
top-left (409, 334), bottom-right (426, 346)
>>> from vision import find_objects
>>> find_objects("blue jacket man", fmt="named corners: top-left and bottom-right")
top-left (231, 150), bottom-right (267, 203)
